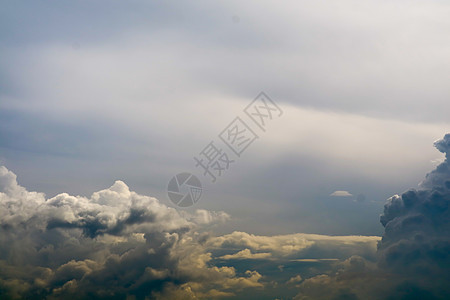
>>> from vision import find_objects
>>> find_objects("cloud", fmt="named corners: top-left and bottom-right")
top-left (0, 166), bottom-right (384, 299)
top-left (219, 249), bottom-right (272, 260)
top-left (378, 133), bottom-right (450, 287)
top-left (292, 133), bottom-right (450, 299)
top-left (207, 231), bottom-right (379, 260)
top-left (0, 166), bottom-right (269, 299)
top-left (330, 190), bottom-right (353, 197)
top-left (287, 274), bottom-right (303, 286)
top-left (292, 256), bottom-right (383, 300)
top-left (1, 0), bottom-right (450, 240)
top-left (3, 0), bottom-right (450, 124)
top-left (434, 134), bottom-right (450, 158)
top-left (3, 130), bottom-right (449, 300)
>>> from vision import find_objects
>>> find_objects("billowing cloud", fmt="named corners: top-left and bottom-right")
top-left (0, 166), bottom-right (264, 299)
top-left (378, 133), bottom-right (450, 292)
top-left (287, 274), bottom-right (303, 284)
top-left (208, 231), bottom-right (379, 260)
top-left (292, 256), bottom-right (384, 300)
top-left (293, 133), bottom-right (450, 299)
top-left (0, 166), bottom-right (382, 299)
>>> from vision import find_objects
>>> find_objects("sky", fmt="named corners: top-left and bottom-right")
top-left (1, 1), bottom-right (450, 299)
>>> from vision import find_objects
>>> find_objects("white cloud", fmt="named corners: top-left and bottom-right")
top-left (292, 134), bottom-right (450, 299)
top-left (0, 166), bottom-right (382, 299)
top-left (330, 190), bottom-right (353, 197)
top-left (287, 274), bottom-right (303, 285)
top-left (207, 231), bottom-right (380, 259)
top-left (0, 166), bottom-right (258, 299)
top-left (219, 249), bottom-right (272, 260)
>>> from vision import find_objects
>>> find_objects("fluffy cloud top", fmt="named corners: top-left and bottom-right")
top-left (0, 166), bottom-right (381, 299)
top-left (378, 134), bottom-right (450, 284)
top-left (0, 166), bottom-right (254, 299)
top-left (293, 134), bottom-right (450, 300)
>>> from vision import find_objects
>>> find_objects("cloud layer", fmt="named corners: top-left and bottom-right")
top-left (1, 134), bottom-right (449, 299)
top-left (0, 166), bottom-right (381, 299)
top-left (0, 166), bottom-right (245, 299)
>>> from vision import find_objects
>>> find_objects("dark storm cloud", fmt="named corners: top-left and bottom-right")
top-left (292, 134), bottom-right (450, 299)
top-left (378, 134), bottom-right (450, 294)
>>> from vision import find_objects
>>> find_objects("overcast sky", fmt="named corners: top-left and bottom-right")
top-left (1, 2), bottom-right (450, 298)
top-left (1, 1), bottom-right (450, 237)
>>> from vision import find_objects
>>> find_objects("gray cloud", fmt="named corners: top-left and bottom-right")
top-left (0, 166), bottom-right (382, 299)
top-left (1, 134), bottom-right (449, 299)
top-left (378, 134), bottom-right (450, 291)
top-left (0, 166), bottom-right (252, 299)
top-left (3, 1), bottom-right (450, 123)
top-left (292, 134), bottom-right (450, 299)
top-left (1, 1), bottom-right (450, 297)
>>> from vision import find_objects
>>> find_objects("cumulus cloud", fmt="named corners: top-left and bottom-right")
top-left (218, 249), bottom-right (272, 260)
top-left (0, 166), bottom-right (267, 299)
top-left (434, 134), bottom-right (450, 159)
top-left (0, 166), bottom-right (384, 299)
top-left (293, 133), bottom-right (450, 299)
top-left (292, 256), bottom-right (384, 300)
top-left (378, 133), bottom-right (450, 293)
top-left (329, 190), bottom-right (353, 197)
top-left (5, 132), bottom-right (448, 300)
top-left (287, 274), bottom-right (303, 286)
